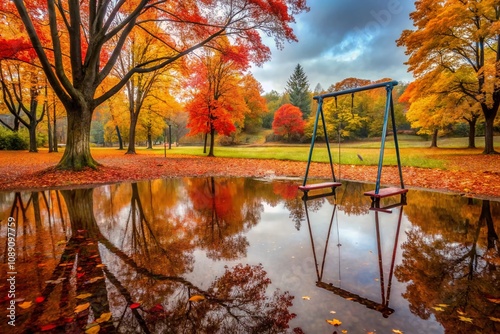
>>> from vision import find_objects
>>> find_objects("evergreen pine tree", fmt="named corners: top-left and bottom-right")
top-left (285, 64), bottom-right (311, 119)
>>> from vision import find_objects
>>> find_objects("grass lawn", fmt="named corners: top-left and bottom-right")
top-left (102, 135), bottom-right (500, 170)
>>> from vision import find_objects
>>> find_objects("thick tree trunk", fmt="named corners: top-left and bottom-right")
top-left (47, 107), bottom-right (53, 153)
top-left (467, 118), bottom-right (477, 149)
top-left (430, 128), bottom-right (438, 148)
top-left (61, 188), bottom-right (99, 237)
top-left (56, 108), bottom-right (98, 170)
top-left (28, 116), bottom-right (38, 152)
top-left (203, 133), bottom-right (208, 154)
top-left (147, 129), bottom-right (152, 149)
top-left (208, 127), bottom-right (215, 157)
top-left (116, 125), bottom-right (123, 150)
top-left (483, 113), bottom-right (498, 154)
top-left (52, 109), bottom-right (58, 152)
top-left (126, 113), bottom-right (138, 154)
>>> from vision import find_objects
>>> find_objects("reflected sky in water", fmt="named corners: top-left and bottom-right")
top-left (0, 177), bottom-right (499, 333)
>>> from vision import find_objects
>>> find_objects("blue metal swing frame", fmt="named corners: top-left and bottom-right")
top-left (299, 80), bottom-right (407, 206)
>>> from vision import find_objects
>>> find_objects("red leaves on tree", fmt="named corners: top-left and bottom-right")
top-left (0, 36), bottom-right (36, 62)
top-left (272, 104), bottom-right (306, 140)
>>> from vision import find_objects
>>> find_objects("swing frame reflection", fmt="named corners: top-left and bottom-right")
top-left (303, 192), bottom-right (405, 318)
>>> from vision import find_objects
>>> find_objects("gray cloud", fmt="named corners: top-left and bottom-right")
top-left (251, 0), bottom-right (415, 93)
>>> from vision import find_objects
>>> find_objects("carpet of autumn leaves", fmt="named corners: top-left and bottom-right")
top-left (0, 149), bottom-right (499, 199)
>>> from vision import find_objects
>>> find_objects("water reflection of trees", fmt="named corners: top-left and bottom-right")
top-left (0, 179), bottom-right (297, 333)
top-left (397, 193), bottom-right (500, 333)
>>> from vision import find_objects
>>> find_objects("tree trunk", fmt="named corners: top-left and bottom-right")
top-left (116, 125), bottom-right (123, 150)
top-left (56, 107), bottom-right (98, 170)
top-left (147, 129), bottom-right (152, 149)
top-left (28, 116), bottom-right (38, 152)
top-left (203, 133), bottom-right (208, 154)
top-left (467, 117), bottom-right (477, 149)
top-left (126, 113), bottom-right (138, 154)
top-left (47, 105), bottom-right (53, 153)
top-left (61, 188), bottom-right (99, 237)
top-left (208, 127), bottom-right (215, 157)
top-left (483, 113), bottom-right (498, 154)
top-left (430, 128), bottom-right (438, 148)
top-left (52, 107), bottom-right (58, 152)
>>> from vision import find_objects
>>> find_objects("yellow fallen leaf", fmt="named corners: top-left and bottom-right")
top-left (437, 304), bottom-right (449, 307)
top-left (188, 295), bottom-right (205, 302)
top-left (432, 306), bottom-right (445, 312)
top-left (85, 323), bottom-right (100, 334)
top-left (392, 330), bottom-right (403, 334)
top-left (489, 316), bottom-right (500, 323)
top-left (88, 276), bottom-right (104, 283)
top-left (341, 330), bottom-right (348, 333)
top-left (330, 310), bottom-right (336, 314)
top-left (96, 312), bottom-right (112, 323)
top-left (457, 310), bottom-right (466, 316)
top-left (458, 315), bottom-right (473, 324)
top-left (75, 302), bottom-right (90, 314)
top-left (326, 318), bottom-right (342, 326)
top-left (76, 293), bottom-right (92, 299)
top-left (302, 296), bottom-right (310, 300)
top-left (96, 264), bottom-right (106, 268)
top-left (18, 301), bottom-right (33, 309)
top-left (486, 297), bottom-right (500, 304)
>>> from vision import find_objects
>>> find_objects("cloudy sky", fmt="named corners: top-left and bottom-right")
top-left (251, 0), bottom-right (416, 93)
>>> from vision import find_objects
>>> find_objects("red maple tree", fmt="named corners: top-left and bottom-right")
top-left (272, 103), bottom-right (305, 141)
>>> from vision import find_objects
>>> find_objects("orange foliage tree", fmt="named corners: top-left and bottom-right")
top-left (272, 103), bottom-right (305, 141)
top-left (185, 43), bottom-right (250, 156)
top-left (397, 0), bottom-right (499, 154)
top-left (5, 0), bottom-right (309, 169)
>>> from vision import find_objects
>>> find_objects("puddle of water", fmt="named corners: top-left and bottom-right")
top-left (0, 177), bottom-right (499, 333)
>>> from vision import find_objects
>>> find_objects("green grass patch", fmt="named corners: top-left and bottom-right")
top-left (128, 135), bottom-right (500, 170)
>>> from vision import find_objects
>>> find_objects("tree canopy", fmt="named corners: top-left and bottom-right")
top-left (286, 64), bottom-right (311, 119)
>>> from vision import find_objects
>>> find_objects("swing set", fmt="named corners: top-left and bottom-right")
top-left (299, 80), bottom-right (407, 210)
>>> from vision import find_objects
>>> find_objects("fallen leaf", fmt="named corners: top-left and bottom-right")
top-left (130, 302), bottom-right (141, 309)
top-left (457, 310), bottom-right (466, 316)
top-left (342, 330), bottom-right (348, 333)
top-left (437, 304), bottom-right (449, 307)
top-left (392, 330), bottom-right (403, 334)
top-left (326, 318), bottom-right (342, 326)
top-left (302, 296), bottom-right (310, 300)
top-left (40, 324), bottom-right (57, 331)
top-left (486, 297), bottom-right (500, 304)
top-left (189, 295), bottom-right (205, 302)
top-left (56, 240), bottom-right (66, 246)
top-left (18, 301), bottom-right (33, 309)
top-left (88, 276), bottom-right (104, 283)
top-left (432, 306), bottom-right (445, 312)
top-left (96, 264), bottom-right (106, 268)
top-left (85, 323), bottom-right (100, 334)
top-left (96, 312), bottom-right (112, 323)
top-left (489, 316), bottom-right (500, 323)
top-left (35, 296), bottom-right (45, 303)
top-left (458, 316), bottom-right (473, 324)
top-left (330, 310), bottom-right (336, 314)
top-left (75, 302), bottom-right (90, 313)
top-left (76, 293), bottom-right (92, 299)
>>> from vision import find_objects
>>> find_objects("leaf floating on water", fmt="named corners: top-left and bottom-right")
top-left (302, 296), bottom-right (310, 300)
top-left (437, 303), bottom-right (449, 307)
top-left (188, 295), bottom-right (205, 302)
top-left (45, 277), bottom-right (66, 285)
top-left (130, 302), bottom-right (141, 309)
top-left (85, 323), bottom-right (100, 334)
top-left (76, 293), bottom-right (92, 300)
top-left (341, 330), bottom-right (348, 333)
top-left (75, 302), bottom-right (90, 314)
top-left (35, 296), bottom-right (45, 303)
top-left (40, 324), bottom-right (57, 331)
top-left (330, 310), bottom-right (336, 314)
top-left (457, 310), bottom-right (466, 316)
top-left (326, 318), bottom-right (342, 326)
top-left (489, 316), bottom-right (500, 323)
top-left (19, 301), bottom-right (33, 309)
top-left (96, 264), bottom-right (106, 268)
top-left (96, 312), bottom-right (112, 323)
top-left (88, 276), bottom-right (104, 283)
top-left (486, 297), bottom-right (500, 304)
top-left (392, 330), bottom-right (404, 334)
top-left (458, 316), bottom-right (473, 324)
top-left (432, 306), bottom-right (445, 312)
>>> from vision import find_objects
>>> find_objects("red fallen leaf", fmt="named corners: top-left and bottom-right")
top-left (77, 272), bottom-right (85, 279)
top-left (130, 302), bottom-right (141, 309)
top-left (150, 304), bottom-right (165, 313)
top-left (35, 296), bottom-right (45, 303)
top-left (40, 323), bottom-right (57, 331)
top-left (64, 317), bottom-right (74, 323)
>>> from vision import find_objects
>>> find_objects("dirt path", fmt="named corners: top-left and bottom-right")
top-left (0, 150), bottom-right (499, 199)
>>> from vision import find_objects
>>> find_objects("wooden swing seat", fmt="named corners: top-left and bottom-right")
top-left (299, 182), bottom-right (342, 192)
top-left (364, 187), bottom-right (408, 199)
